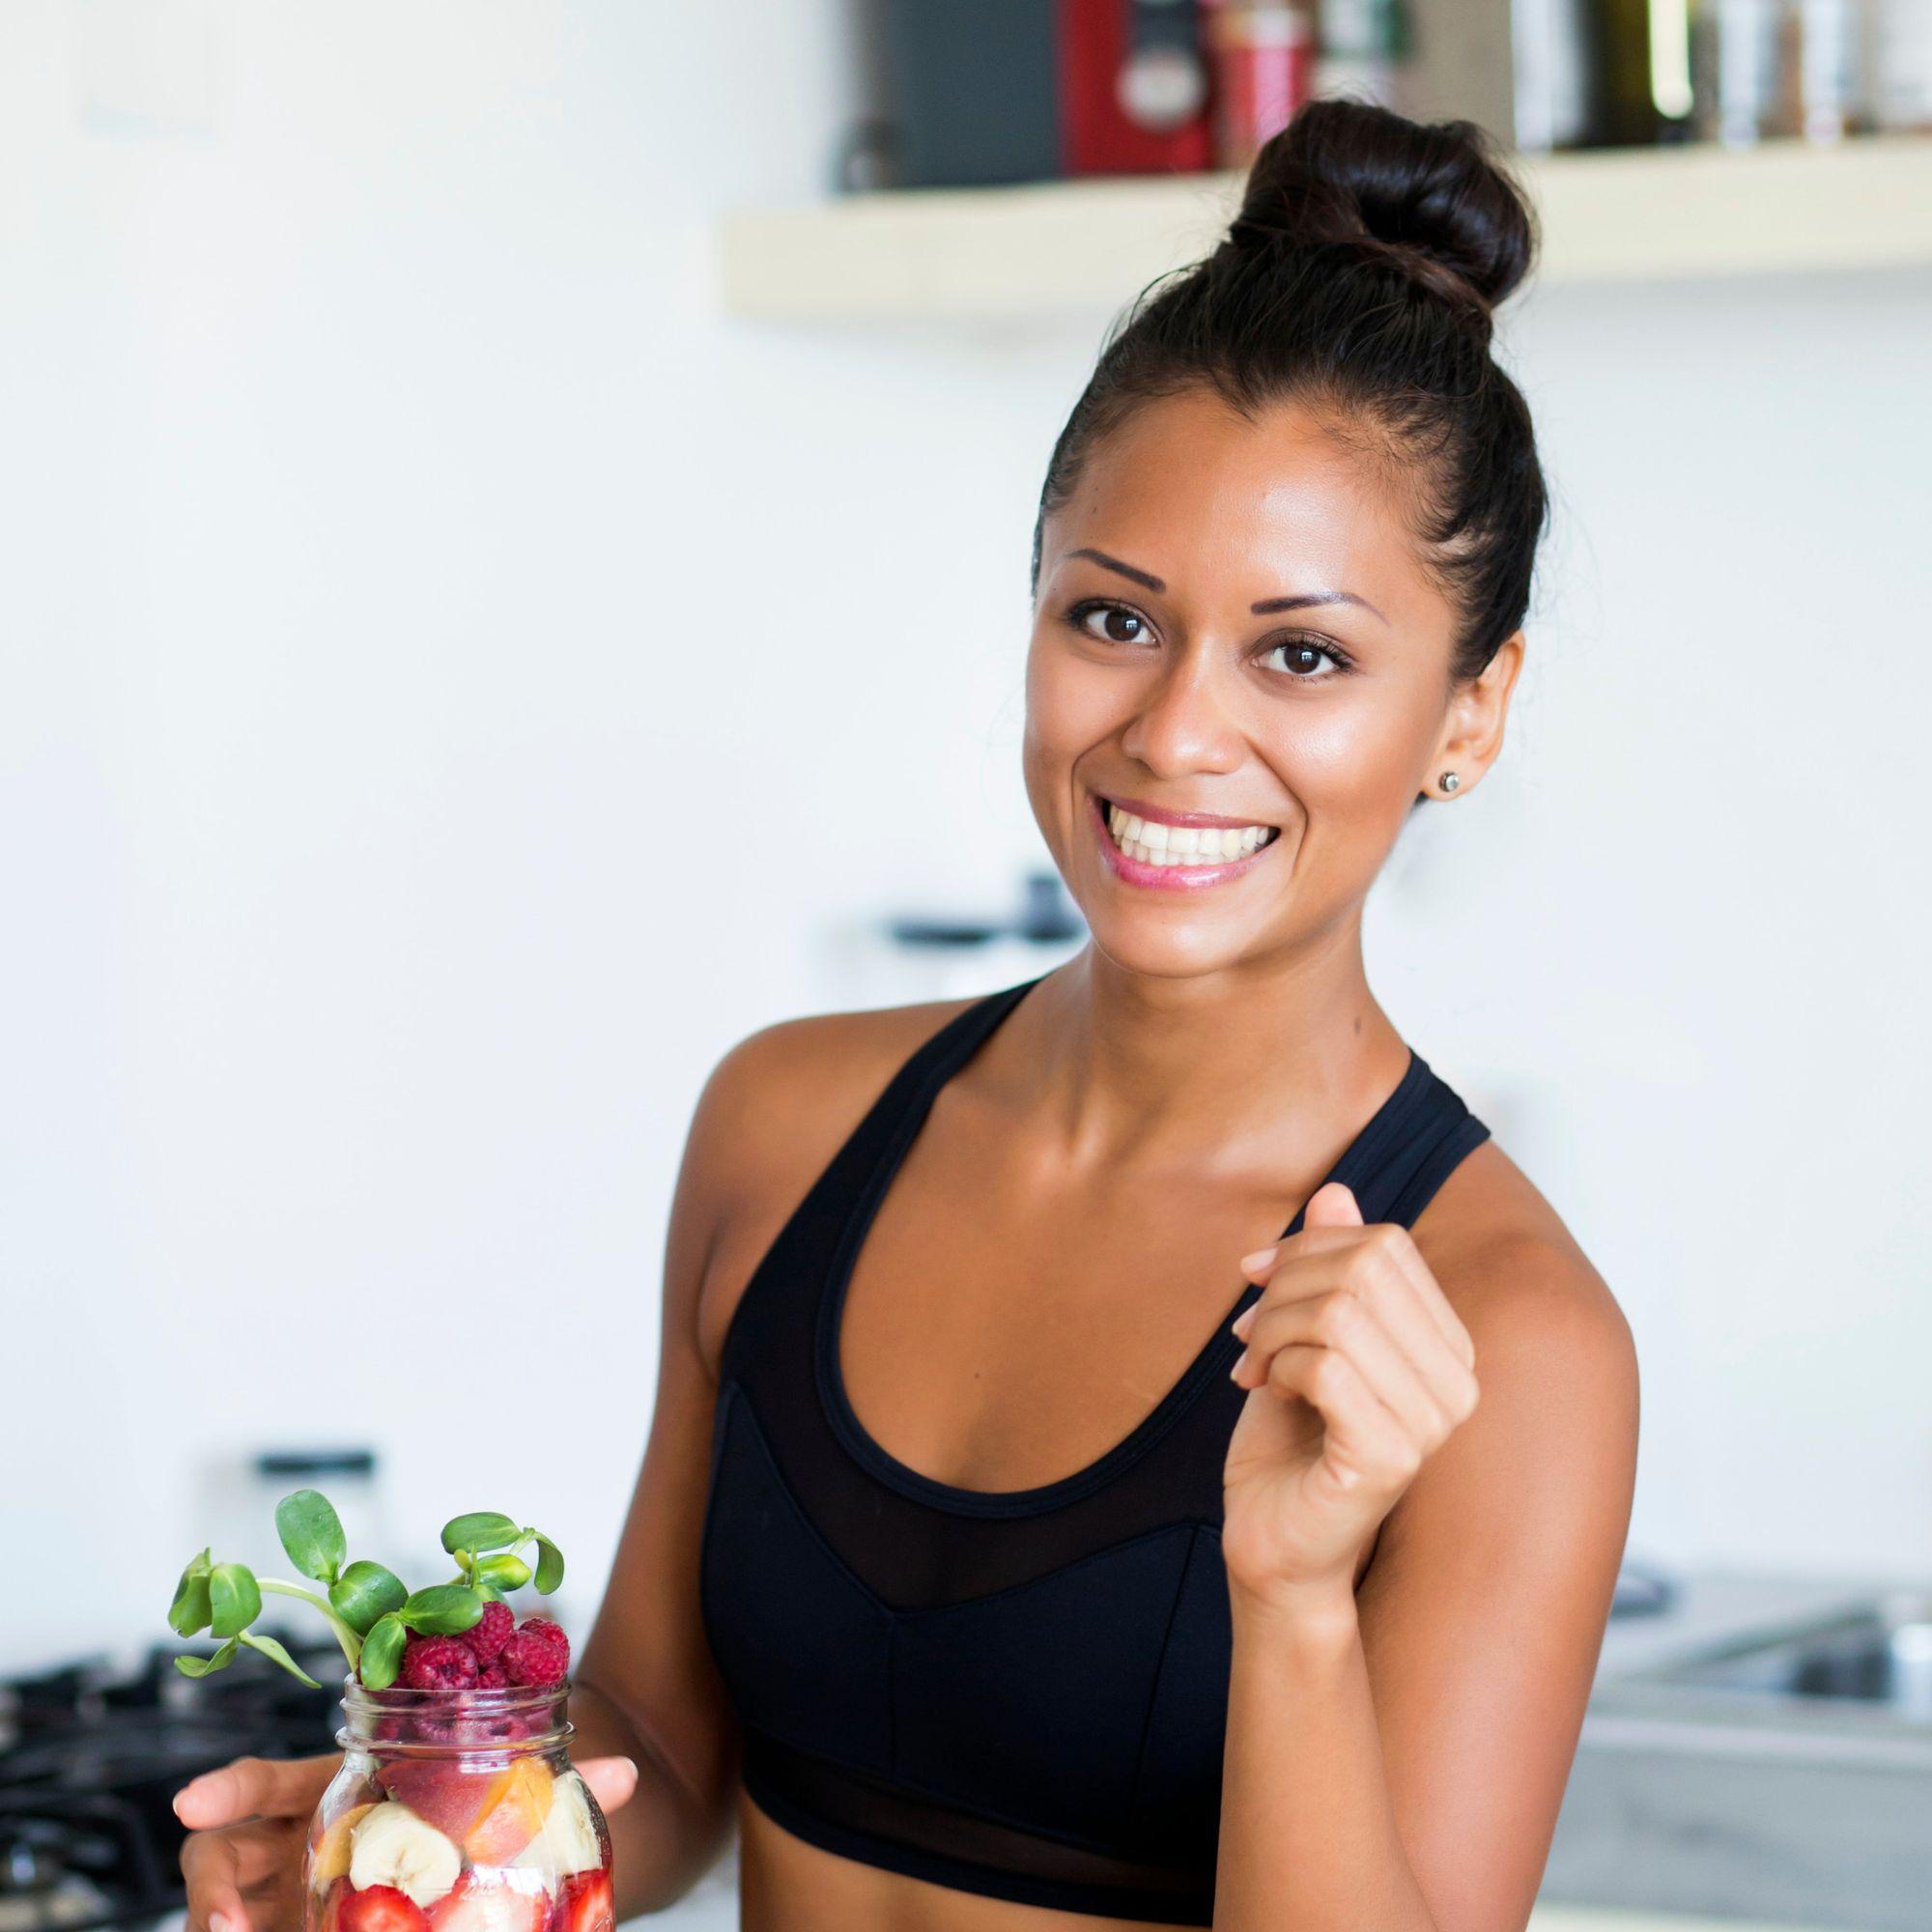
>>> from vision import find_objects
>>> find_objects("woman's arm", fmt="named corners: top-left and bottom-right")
top-left (568, 1037), bottom-right (775, 1919)
top-left (1212, 1224), bottom-right (1638, 1931)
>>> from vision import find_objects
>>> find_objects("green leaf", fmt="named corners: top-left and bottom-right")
top-left (474, 1551), bottom-right (531, 1592)
top-left (358, 1614), bottom-right (407, 1690)
top-left (329, 1560), bottom-right (408, 1635)
top-left (208, 1562), bottom-right (263, 1639)
top-left (473, 1579), bottom-right (504, 1605)
top-left (440, 1512), bottom-right (522, 1557)
top-left (274, 1490), bottom-right (348, 1585)
top-left (531, 1533), bottom-right (565, 1595)
top-left (167, 1548), bottom-right (214, 1636)
top-left (400, 1584), bottom-right (484, 1635)
top-left (175, 1636), bottom-right (240, 1678)
top-left (239, 1630), bottom-right (324, 1690)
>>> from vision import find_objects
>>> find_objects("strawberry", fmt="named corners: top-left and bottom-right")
top-left (337, 1884), bottom-right (431, 1932)
top-left (425, 1871), bottom-right (548, 1932)
top-left (316, 1876), bottom-right (353, 1932)
top-left (554, 1870), bottom-right (612, 1932)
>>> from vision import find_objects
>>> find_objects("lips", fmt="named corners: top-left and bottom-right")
top-left (1089, 790), bottom-right (1279, 890)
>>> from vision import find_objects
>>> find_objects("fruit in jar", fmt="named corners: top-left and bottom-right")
top-left (552, 1869), bottom-right (612, 1932)
top-left (317, 1875), bottom-right (353, 1932)
top-left (497, 1618), bottom-right (569, 1689)
top-left (424, 1871), bottom-right (549, 1932)
top-left (461, 1601), bottom-right (515, 1666)
top-left (463, 1757), bottom-right (555, 1863)
top-left (380, 1756), bottom-right (554, 1864)
top-left (399, 1635), bottom-right (480, 1690)
top-left (347, 1802), bottom-right (461, 1909)
top-left (311, 1803), bottom-right (378, 1888)
top-left (337, 1884), bottom-right (432, 1932)
top-left (506, 1771), bottom-right (602, 1880)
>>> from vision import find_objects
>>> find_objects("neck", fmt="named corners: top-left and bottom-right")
top-left (1017, 926), bottom-right (1409, 1178)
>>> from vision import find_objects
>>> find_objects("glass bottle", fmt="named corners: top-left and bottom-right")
top-left (304, 1679), bottom-right (612, 1932)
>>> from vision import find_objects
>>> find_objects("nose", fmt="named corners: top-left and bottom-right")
top-left (1118, 647), bottom-right (1245, 781)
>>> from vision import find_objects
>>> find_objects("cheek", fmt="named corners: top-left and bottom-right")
top-left (1022, 639), bottom-right (1120, 770)
top-left (1267, 692), bottom-right (1430, 824)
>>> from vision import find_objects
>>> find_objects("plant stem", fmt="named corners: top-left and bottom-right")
top-left (259, 1577), bottom-right (362, 1666)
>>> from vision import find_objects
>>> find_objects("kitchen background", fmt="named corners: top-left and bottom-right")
top-left (4, 1), bottom-right (1929, 1928)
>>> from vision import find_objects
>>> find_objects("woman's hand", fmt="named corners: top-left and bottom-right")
top-left (1221, 1179), bottom-right (1480, 1614)
top-left (175, 1753), bottom-right (339, 1932)
top-left (173, 1753), bottom-right (643, 1932)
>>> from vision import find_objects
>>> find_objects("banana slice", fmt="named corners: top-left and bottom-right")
top-left (507, 1771), bottom-right (602, 1881)
top-left (348, 1801), bottom-right (462, 1908)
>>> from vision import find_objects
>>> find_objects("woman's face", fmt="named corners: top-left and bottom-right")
top-left (1024, 384), bottom-right (1517, 981)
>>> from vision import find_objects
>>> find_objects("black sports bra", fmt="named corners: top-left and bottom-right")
top-left (698, 975), bottom-right (1492, 1924)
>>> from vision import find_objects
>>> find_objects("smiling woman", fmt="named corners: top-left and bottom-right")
top-left (163, 92), bottom-right (1635, 1932)
top-left (649, 97), bottom-right (1630, 1932)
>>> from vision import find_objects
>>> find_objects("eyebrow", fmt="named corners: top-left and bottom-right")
top-left (1066, 546), bottom-right (1389, 626)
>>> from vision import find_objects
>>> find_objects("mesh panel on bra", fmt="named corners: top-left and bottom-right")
top-left (741, 1729), bottom-right (1218, 1925)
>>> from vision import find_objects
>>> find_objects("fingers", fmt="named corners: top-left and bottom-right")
top-left (174, 1753), bottom-right (337, 1831)
top-left (577, 1755), bottom-right (640, 1816)
top-left (1258, 1342), bottom-right (1415, 1492)
top-left (1238, 1179), bottom-right (1368, 1281)
top-left (1299, 1179), bottom-right (1363, 1228)
top-left (179, 1823), bottom-right (250, 1932)
top-left (1234, 1283), bottom-right (1462, 1451)
top-left (1237, 1221), bottom-right (1476, 1380)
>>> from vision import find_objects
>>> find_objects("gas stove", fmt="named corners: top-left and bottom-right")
top-left (0, 1629), bottom-right (343, 1932)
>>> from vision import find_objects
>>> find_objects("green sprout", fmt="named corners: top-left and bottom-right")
top-left (166, 1490), bottom-right (566, 1690)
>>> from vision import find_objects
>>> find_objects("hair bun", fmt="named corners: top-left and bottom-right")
top-left (1226, 99), bottom-right (1537, 333)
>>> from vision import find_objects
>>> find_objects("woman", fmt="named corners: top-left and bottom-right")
top-left (174, 99), bottom-right (1637, 1932)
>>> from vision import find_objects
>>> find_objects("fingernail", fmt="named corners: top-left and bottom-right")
top-left (1231, 1304), bottom-right (1256, 1340)
top-left (1239, 1247), bottom-right (1277, 1274)
top-left (620, 1757), bottom-right (638, 1779)
top-left (212, 1912), bottom-right (232, 1932)
top-left (1229, 1350), bottom-right (1248, 1382)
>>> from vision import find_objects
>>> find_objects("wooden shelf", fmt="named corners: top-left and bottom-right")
top-left (718, 133), bottom-right (1932, 321)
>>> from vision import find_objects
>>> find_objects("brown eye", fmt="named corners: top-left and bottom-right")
top-left (1071, 602), bottom-right (1148, 645)
top-left (1264, 638), bottom-right (1350, 681)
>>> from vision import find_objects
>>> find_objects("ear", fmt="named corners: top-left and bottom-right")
top-left (1429, 630), bottom-right (1524, 797)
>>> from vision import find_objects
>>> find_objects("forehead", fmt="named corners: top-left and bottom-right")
top-left (1051, 386), bottom-right (1432, 616)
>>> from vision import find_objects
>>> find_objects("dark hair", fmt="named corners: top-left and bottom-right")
top-left (1030, 98), bottom-right (1550, 686)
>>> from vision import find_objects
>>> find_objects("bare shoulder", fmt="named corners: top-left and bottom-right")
top-left (683, 992), bottom-right (985, 1379)
top-left (1410, 1133), bottom-right (1634, 1378)
top-left (1380, 1130), bottom-right (1640, 1585)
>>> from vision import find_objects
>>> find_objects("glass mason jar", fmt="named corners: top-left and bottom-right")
top-left (303, 1679), bottom-right (613, 1932)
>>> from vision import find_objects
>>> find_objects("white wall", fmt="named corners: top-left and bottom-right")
top-left (4, 0), bottom-right (1928, 1675)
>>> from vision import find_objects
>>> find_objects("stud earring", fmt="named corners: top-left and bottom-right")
top-left (1439, 772), bottom-right (1460, 794)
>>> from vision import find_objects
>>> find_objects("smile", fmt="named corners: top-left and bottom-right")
top-left (1090, 792), bottom-right (1281, 890)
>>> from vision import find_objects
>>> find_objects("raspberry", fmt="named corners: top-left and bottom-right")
top-left (399, 1634), bottom-right (480, 1690)
top-left (499, 1616), bottom-right (570, 1688)
top-left (477, 1659), bottom-right (509, 1689)
top-left (460, 1600), bottom-right (515, 1666)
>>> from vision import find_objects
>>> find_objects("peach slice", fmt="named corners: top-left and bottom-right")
top-left (311, 1804), bottom-right (377, 1889)
top-left (462, 1758), bottom-right (554, 1864)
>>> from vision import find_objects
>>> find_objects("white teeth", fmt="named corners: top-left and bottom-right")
top-left (1105, 802), bottom-right (1273, 867)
